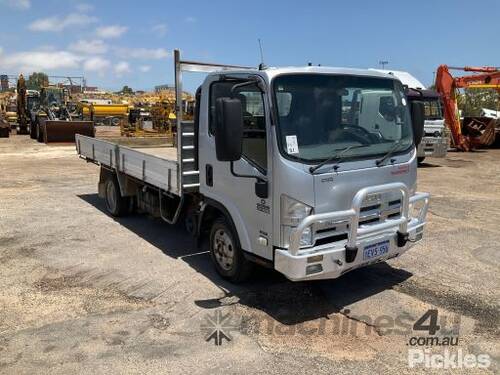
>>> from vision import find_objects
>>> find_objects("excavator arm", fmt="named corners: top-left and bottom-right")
top-left (435, 65), bottom-right (500, 151)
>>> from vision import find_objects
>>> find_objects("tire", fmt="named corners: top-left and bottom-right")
top-left (18, 121), bottom-right (28, 135)
top-left (30, 123), bottom-right (37, 139)
top-left (36, 123), bottom-right (44, 143)
top-left (417, 157), bottom-right (425, 165)
top-left (209, 217), bottom-right (253, 283)
top-left (111, 117), bottom-right (121, 126)
top-left (104, 177), bottom-right (131, 217)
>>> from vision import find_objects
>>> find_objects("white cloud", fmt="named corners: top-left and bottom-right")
top-left (1, 0), bottom-right (31, 10)
top-left (96, 25), bottom-right (127, 39)
top-left (185, 16), bottom-right (196, 23)
top-left (114, 61), bottom-right (131, 76)
top-left (69, 39), bottom-right (108, 54)
top-left (139, 65), bottom-right (151, 73)
top-left (29, 13), bottom-right (98, 32)
top-left (114, 47), bottom-right (168, 60)
top-left (152, 23), bottom-right (167, 37)
top-left (83, 57), bottom-right (111, 75)
top-left (76, 3), bottom-right (93, 12)
top-left (0, 50), bottom-right (82, 72)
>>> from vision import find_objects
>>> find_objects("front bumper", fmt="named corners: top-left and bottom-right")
top-left (274, 182), bottom-right (430, 281)
top-left (417, 136), bottom-right (448, 158)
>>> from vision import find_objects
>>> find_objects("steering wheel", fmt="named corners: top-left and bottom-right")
top-left (339, 125), bottom-right (377, 145)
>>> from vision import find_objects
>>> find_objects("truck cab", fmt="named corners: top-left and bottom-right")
top-left (197, 66), bottom-right (429, 281)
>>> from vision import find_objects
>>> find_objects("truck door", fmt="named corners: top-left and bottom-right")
top-left (199, 76), bottom-right (273, 261)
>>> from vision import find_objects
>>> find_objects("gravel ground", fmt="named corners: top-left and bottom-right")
top-left (0, 135), bottom-right (498, 374)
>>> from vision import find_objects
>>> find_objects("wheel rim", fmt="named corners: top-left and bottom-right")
top-left (213, 229), bottom-right (234, 271)
top-left (106, 181), bottom-right (117, 212)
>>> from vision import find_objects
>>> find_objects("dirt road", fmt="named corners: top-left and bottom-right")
top-left (0, 135), bottom-right (498, 374)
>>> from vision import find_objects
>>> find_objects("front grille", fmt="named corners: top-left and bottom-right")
top-left (360, 203), bottom-right (380, 212)
top-left (424, 131), bottom-right (442, 137)
top-left (312, 196), bottom-right (403, 246)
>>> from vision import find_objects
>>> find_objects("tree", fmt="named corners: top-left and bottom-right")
top-left (120, 85), bottom-right (133, 95)
top-left (26, 72), bottom-right (49, 90)
top-left (457, 89), bottom-right (499, 116)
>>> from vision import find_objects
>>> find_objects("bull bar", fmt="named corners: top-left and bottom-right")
top-left (275, 183), bottom-right (430, 280)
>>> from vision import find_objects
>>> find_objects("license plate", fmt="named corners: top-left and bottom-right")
top-left (363, 240), bottom-right (390, 261)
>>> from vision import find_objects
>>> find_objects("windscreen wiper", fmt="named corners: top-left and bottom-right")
top-left (309, 144), bottom-right (367, 174)
top-left (375, 140), bottom-right (408, 167)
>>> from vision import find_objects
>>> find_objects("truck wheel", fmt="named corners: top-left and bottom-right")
top-left (209, 218), bottom-right (253, 283)
top-left (30, 123), bottom-right (37, 139)
top-left (104, 177), bottom-right (130, 217)
top-left (417, 157), bottom-right (425, 165)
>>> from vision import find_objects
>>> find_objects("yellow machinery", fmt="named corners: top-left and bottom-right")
top-left (120, 90), bottom-right (194, 141)
top-left (80, 102), bottom-right (129, 126)
top-left (0, 93), bottom-right (18, 124)
top-left (69, 89), bottom-right (195, 141)
top-left (0, 93), bottom-right (11, 137)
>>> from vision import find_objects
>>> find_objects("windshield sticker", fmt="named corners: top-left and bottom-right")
top-left (285, 135), bottom-right (299, 154)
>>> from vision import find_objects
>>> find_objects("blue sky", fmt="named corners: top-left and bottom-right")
top-left (0, 0), bottom-right (499, 92)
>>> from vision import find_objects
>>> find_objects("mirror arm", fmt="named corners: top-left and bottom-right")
top-left (230, 161), bottom-right (267, 183)
top-left (229, 77), bottom-right (266, 97)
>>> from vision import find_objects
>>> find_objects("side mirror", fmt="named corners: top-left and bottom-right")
top-left (215, 97), bottom-right (243, 162)
top-left (410, 101), bottom-right (424, 146)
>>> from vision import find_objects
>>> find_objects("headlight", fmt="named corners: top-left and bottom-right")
top-left (281, 195), bottom-right (313, 248)
top-left (408, 200), bottom-right (425, 221)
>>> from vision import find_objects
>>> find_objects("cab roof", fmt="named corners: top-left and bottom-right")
top-left (262, 66), bottom-right (399, 79)
top-left (211, 66), bottom-right (402, 82)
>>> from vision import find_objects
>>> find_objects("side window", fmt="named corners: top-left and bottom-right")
top-left (237, 88), bottom-right (267, 171)
top-left (209, 80), bottom-right (267, 172)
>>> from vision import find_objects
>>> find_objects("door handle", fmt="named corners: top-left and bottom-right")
top-left (206, 164), bottom-right (213, 186)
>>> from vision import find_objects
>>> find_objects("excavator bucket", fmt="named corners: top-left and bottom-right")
top-left (43, 120), bottom-right (95, 143)
top-left (462, 117), bottom-right (497, 148)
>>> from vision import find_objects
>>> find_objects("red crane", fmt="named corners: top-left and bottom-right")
top-left (435, 65), bottom-right (500, 151)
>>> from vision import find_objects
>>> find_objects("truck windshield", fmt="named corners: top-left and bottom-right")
top-left (273, 74), bottom-right (413, 163)
top-left (422, 98), bottom-right (443, 120)
top-left (44, 90), bottom-right (63, 105)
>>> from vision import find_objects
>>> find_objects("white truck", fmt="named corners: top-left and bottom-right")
top-left (76, 50), bottom-right (430, 282)
top-left (371, 70), bottom-right (449, 164)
